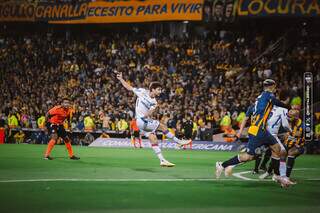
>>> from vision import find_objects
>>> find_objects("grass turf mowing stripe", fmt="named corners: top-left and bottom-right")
top-left (0, 178), bottom-right (319, 183)
top-left (0, 178), bottom-right (254, 183)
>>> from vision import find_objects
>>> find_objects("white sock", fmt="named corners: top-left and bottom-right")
top-left (280, 160), bottom-right (287, 177)
top-left (151, 145), bottom-right (165, 162)
top-left (164, 130), bottom-right (180, 143)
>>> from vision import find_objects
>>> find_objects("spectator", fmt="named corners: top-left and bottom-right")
top-left (182, 115), bottom-right (193, 140)
top-left (84, 114), bottom-right (95, 132)
top-left (222, 125), bottom-right (237, 143)
top-left (13, 129), bottom-right (25, 144)
top-left (236, 112), bottom-right (246, 129)
top-left (77, 116), bottom-right (85, 131)
top-left (101, 111), bottom-right (111, 130)
top-left (82, 132), bottom-right (95, 146)
top-left (100, 130), bottom-right (110, 139)
top-left (0, 25), bottom-right (317, 145)
top-left (37, 114), bottom-right (46, 129)
top-left (117, 117), bottom-right (129, 132)
top-left (200, 122), bottom-right (214, 141)
top-left (8, 111), bottom-right (19, 129)
top-left (220, 114), bottom-right (231, 132)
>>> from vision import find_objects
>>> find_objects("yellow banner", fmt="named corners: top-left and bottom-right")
top-left (235, 0), bottom-right (320, 17)
top-left (0, 0), bottom-right (204, 23)
top-left (0, 2), bottom-right (36, 22)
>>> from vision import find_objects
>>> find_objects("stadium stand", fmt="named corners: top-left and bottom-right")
top-left (0, 21), bottom-right (319, 145)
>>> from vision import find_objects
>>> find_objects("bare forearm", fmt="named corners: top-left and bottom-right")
top-left (119, 78), bottom-right (133, 91)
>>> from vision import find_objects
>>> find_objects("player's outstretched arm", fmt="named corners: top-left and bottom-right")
top-left (271, 95), bottom-right (288, 109)
top-left (116, 72), bottom-right (133, 91)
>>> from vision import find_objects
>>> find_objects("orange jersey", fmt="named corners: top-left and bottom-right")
top-left (48, 105), bottom-right (71, 125)
top-left (130, 120), bottom-right (139, 131)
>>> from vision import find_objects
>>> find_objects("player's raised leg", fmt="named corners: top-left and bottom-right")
top-left (157, 123), bottom-right (191, 147)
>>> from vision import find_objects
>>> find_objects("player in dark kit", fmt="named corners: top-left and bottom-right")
top-left (43, 98), bottom-right (80, 160)
top-left (182, 115), bottom-right (193, 149)
top-left (215, 79), bottom-right (292, 187)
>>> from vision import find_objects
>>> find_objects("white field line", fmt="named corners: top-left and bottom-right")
top-left (232, 171), bottom-right (255, 181)
top-left (232, 168), bottom-right (320, 181)
top-left (0, 168), bottom-right (318, 183)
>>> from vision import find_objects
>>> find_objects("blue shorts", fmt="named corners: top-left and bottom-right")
top-left (246, 130), bottom-right (277, 156)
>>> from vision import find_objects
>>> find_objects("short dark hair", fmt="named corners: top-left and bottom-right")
top-left (149, 81), bottom-right (162, 91)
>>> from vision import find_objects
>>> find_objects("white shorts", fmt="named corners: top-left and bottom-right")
top-left (272, 134), bottom-right (286, 151)
top-left (136, 117), bottom-right (160, 137)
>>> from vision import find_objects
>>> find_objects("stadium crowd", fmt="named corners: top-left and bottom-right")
top-left (0, 26), bottom-right (319, 144)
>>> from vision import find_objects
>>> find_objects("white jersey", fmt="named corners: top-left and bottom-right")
top-left (133, 88), bottom-right (157, 119)
top-left (267, 106), bottom-right (291, 135)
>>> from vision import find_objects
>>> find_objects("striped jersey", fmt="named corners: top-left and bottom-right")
top-left (248, 91), bottom-right (287, 131)
top-left (284, 118), bottom-right (305, 149)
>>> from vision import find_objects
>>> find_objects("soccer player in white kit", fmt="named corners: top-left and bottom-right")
top-left (259, 105), bottom-right (292, 184)
top-left (116, 72), bottom-right (191, 167)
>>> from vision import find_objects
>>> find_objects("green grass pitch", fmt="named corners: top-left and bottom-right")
top-left (0, 144), bottom-right (320, 213)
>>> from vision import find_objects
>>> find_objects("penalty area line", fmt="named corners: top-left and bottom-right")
top-left (233, 168), bottom-right (320, 181)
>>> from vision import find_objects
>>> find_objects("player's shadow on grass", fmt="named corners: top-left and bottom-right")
top-left (131, 168), bottom-right (157, 173)
top-left (54, 158), bottom-right (111, 167)
top-left (210, 181), bottom-right (275, 188)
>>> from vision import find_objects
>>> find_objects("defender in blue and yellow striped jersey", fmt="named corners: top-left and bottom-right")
top-left (215, 79), bottom-right (293, 187)
top-left (284, 109), bottom-right (305, 179)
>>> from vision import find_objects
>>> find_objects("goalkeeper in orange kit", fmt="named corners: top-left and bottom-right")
top-left (43, 98), bottom-right (80, 160)
top-left (130, 118), bottom-right (142, 148)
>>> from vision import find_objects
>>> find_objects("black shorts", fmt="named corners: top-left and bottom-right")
top-left (132, 131), bottom-right (140, 138)
top-left (46, 123), bottom-right (68, 139)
